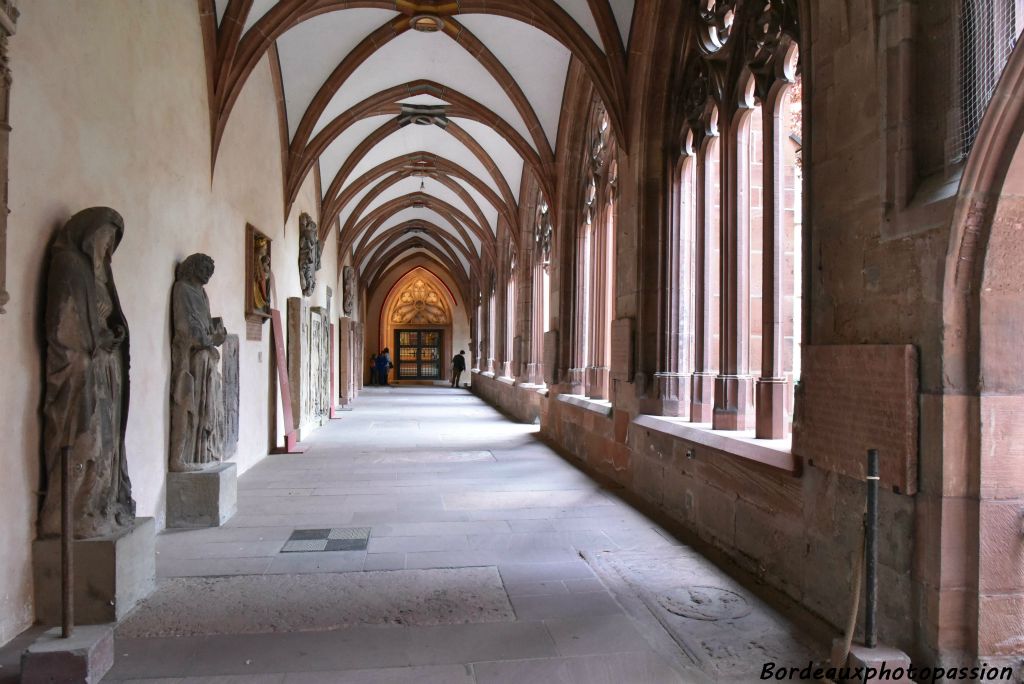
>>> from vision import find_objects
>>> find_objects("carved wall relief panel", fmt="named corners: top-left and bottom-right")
top-left (287, 297), bottom-right (330, 432)
top-left (222, 334), bottom-right (239, 458)
top-left (298, 212), bottom-right (321, 297)
top-left (308, 306), bottom-right (329, 423)
top-left (342, 266), bottom-right (356, 316)
top-left (0, 3), bottom-right (18, 315)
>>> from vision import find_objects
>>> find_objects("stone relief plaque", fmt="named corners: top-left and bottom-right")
top-left (342, 266), bottom-right (356, 316)
top-left (0, 3), bottom-right (18, 315)
top-left (309, 306), bottom-right (330, 422)
top-left (287, 298), bottom-right (331, 431)
top-left (298, 212), bottom-right (321, 297)
top-left (222, 334), bottom-right (239, 458)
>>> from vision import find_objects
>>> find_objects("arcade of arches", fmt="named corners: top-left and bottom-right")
top-left (1, 0), bottom-right (1024, 679)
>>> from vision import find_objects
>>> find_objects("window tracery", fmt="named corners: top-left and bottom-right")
top-left (661, 0), bottom-right (803, 438)
top-left (570, 103), bottom-right (617, 400)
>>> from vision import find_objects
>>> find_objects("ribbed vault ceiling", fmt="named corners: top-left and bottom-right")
top-left (204, 0), bottom-right (634, 293)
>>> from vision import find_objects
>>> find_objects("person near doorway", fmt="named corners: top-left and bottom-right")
top-left (376, 348), bottom-right (392, 386)
top-left (369, 352), bottom-right (378, 385)
top-left (451, 350), bottom-right (466, 388)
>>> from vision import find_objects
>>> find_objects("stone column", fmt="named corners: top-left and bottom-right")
top-left (653, 157), bottom-right (692, 417)
top-left (756, 91), bottom-right (789, 438)
top-left (567, 228), bottom-right (588, 395)
top-left (690, 137), bottom-right (718, 422)
top-left (713, 112), bottom-right (755, 431)
top-left (526, 262), bottom-right (546, 384)
top-left (501, 269), bottom-right (515, 378)
top-left (585, 208), bottom-right (612, 400)
top-left (354, 321), bottom-right (364, 391)
top-left (0, 2), bottom-right (17, 315)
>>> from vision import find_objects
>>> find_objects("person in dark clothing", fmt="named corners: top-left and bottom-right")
top-left (376, 348), bottom-right (392, 386)
top-left (369, 353), bottom-right (378, 385)
top-left (451, 350), bottom-right (466, 388)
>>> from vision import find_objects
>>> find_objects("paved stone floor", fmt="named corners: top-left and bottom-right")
top-left (1, 386), bottom-right (827, 683)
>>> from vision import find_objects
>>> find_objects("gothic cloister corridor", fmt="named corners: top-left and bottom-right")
top-left (5, 1), bottom-right (1024, 680)
top-left (2, 386), bottom-right (822, 682)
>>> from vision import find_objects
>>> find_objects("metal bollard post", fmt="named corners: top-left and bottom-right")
top-left (865, 448), bottom-right (879, 649)
top-left (61, 446), bottom-right (74, 639)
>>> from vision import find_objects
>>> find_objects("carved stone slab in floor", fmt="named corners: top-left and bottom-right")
top-left (115, 567), bottom-right (515, 637)
top-left (33, 517), bottom-right (156, 625)
top-left (581, 547), bottom-right (822, 680)
top-left (166, 462), bottom-right (238, 528)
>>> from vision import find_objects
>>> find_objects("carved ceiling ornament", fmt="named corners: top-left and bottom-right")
top-left (389, 276), bottom-right (450, 325)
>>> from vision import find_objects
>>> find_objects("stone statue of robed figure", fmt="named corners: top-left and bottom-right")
top-left (40, 207), bottom-right (136, 539)
top-left (169, 253), bottom-right (227, 472)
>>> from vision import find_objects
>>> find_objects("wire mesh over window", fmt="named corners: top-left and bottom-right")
top-left (954, 0), bottom-right (1023, 161)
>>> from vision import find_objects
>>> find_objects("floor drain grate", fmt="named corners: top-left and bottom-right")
top-left (280, 527), bottom-right (371, 553)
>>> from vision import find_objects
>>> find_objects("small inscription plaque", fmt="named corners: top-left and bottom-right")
top-left (792, 345), bottom-right (918, 494)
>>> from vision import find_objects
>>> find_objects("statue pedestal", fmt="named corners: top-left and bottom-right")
top-left (33, 517), bottom-right (156, 625)
top-left (166, 462), bottom-right (237, 528)
top-left (21, 625), bottom-right (114, 684)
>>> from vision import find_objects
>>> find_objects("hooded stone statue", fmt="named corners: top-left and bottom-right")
top-left (169, 253), bottom-right (227, 472)
top-left (40, 207), bottom-right (136, 539)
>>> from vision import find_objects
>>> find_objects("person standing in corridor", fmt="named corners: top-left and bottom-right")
top-left (451, 350), bottom-right (466, 388)
top-left (376, 348), bottom-right (392, 386)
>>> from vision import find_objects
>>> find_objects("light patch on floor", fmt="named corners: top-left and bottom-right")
top-left (116, 568), bottom-right (515, 638)
top-left (444, 490), bottom-right (615, 510)
top-left (347, 450), bottom-right (494, 464)
top-left (369, 421), bottom-right (419, 430)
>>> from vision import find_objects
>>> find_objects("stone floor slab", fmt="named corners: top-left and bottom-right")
top-left (117, 568), bottom-right (515, 638)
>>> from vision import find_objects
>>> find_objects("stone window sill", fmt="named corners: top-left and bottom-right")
top-left (498, 375), bottom-right (516, 385)
top-left (632, 415), bottom-right (799, 475)
top-left (556, 393), bottom-right (613, 417)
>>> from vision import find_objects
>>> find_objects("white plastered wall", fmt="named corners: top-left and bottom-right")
top-left (0, 1), bottom-right (338, 643)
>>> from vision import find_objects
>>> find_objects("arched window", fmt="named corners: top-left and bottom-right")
top-left (954, 0), bottom-right (1023, 161)
top-left (668, 9), bottom-right (802, 440)
top-left (690, 123), bottom-right (722, 423)
top-left (570, 103), bottom-right (616, 400)
top-left (487, 271), bottom-right (497, 374)
top-left (503, 255), bottom-right (516, 378)
top-left (527, 193), bottom-right (552, 385)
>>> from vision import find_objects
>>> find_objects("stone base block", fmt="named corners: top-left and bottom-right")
top-left (833, 640), bottom-right (912, 682)
top-left (21, 625), bottom-right (114, 684)
top-left (33, 517), bottom-right (155, 625)
top-left (167, 462), bottom-right (238, 528)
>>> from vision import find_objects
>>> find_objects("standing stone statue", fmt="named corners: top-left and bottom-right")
top-left (40, 207), bottom-right (136, 539)
top-left (343, 266), bottom-right (356, 316)
top-left (298, 212), bottom-right (321, 297)
top-left (169, 253), bottom-right (227, 472)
